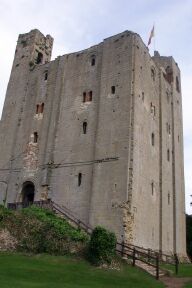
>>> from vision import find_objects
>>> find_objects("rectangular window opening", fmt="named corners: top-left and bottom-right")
top-left (83, 122), bottom-right (87, 134)
top-left (83, 91), bottom-right (92, 102)
top-left (167, 149), bottom-right (170, 161)
top-left (78, 173), bottom-right (82, 186)
top-left (83, 92), bottom-right (86, 103)
top-left (111, 86), bottom-right (116, 94)
top-left (34, 132), bottom-right (38, 143)
top-left (151, 182), bottom-right (154, 195)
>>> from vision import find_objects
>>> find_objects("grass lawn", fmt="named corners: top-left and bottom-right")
top-left (0, 253), bottom-right (165, 288)
top-left (185, 283), bottom-right (192, 288)
top-left (160, 263), bottom-right (192, 288)
top-left (161, 263), bottom-right (192, 278)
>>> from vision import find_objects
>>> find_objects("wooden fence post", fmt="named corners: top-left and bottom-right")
top-left (148, 248), bottom-right (150, 262)
top-left (175, 254), bottom-right (179, 275)
top-left (132, 248), bottom-right (136, 266)
top-left (156, 253), bottom-right (159, 280)
top-left (121, 241), bottom-right (124, 257)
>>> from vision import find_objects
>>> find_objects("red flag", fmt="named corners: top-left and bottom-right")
top-left (148, 25), bottom-right (155, 46)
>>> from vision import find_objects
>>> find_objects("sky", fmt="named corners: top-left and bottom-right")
top-left (0, 0), bottom-right (191, 214)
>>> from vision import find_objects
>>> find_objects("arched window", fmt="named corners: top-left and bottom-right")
top-left (36, 52), bottom-right (43, 64)
top-left (40, 103), bottom-right (44, 114)
top-left (78, 173), bottom-right (82, 186)
top-left (44, 71), bottom-right (48, 81)
top-left (83, 122), bottom-right (87, 134)
top-left (22, 181), bottom-right (35, 207)
top-left (36, 103), bottom-right (44, 114)
top-left (91, 56), bottom-right (95, 66)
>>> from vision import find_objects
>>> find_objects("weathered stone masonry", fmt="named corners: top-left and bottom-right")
top-left (0, 29), bottom-right (186, 258)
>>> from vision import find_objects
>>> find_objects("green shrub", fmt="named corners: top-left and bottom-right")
top-left (0, 205), bottom-right (12, 223)
top-left (88, 226), bottom-right (117, 265)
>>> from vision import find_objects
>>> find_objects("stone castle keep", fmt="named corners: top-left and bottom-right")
top-left (0, 29), bottom-right (186, 257)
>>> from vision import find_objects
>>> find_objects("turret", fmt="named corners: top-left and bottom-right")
top-left (0, 30), bottom-right (53, 167)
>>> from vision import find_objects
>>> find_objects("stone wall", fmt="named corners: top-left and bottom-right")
top-left (0, 29), bottom-right (186, 257)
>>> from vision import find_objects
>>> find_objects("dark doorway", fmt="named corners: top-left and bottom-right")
top-left (22, 182), bottom-right (35, 207)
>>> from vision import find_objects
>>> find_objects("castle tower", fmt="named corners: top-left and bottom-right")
top-left (0, 29), bottom-right (187, 259)
top-left (0, 29), bottom-right (53, 204)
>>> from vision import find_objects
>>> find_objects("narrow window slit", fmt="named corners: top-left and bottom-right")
top-left (83, 92), bottom-right (86, 103)
top-left (91, 57), bottom-right (95, 66)
top-left (83, 122), bottom-right (87, 134)
top-left (111, 86), bottom-right (116, 94)
top-left (78, 173), bottom-right (82, 186)
top-left (36, 104), bottom-right (39, 114)
top-left (44, 71), bottom-right (48, 81)
top-left (167, 149), bottom-right (170, 161)
top-left (168, 193), bottom-right (170, 205)
top-left (151, 182), bottom-right (154, 195)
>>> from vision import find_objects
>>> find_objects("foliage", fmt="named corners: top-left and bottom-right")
top-left (88, 226), bottom-right (117, 265)
top-left (0, 205), bottom-right (12, 223)
top-left (22, 206), bottom-right (88, 242)
top-left (186, 214), bottom-right (192, 258)
top-left (0, 205), bottom-right (88, 255)
top-left (0, 253), bottom-right (165, 288)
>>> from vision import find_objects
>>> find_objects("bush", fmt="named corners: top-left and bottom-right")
top-left (0, 205), bottom-right (12, 223)
top-left (88, 226), bottom-right (117, 265)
